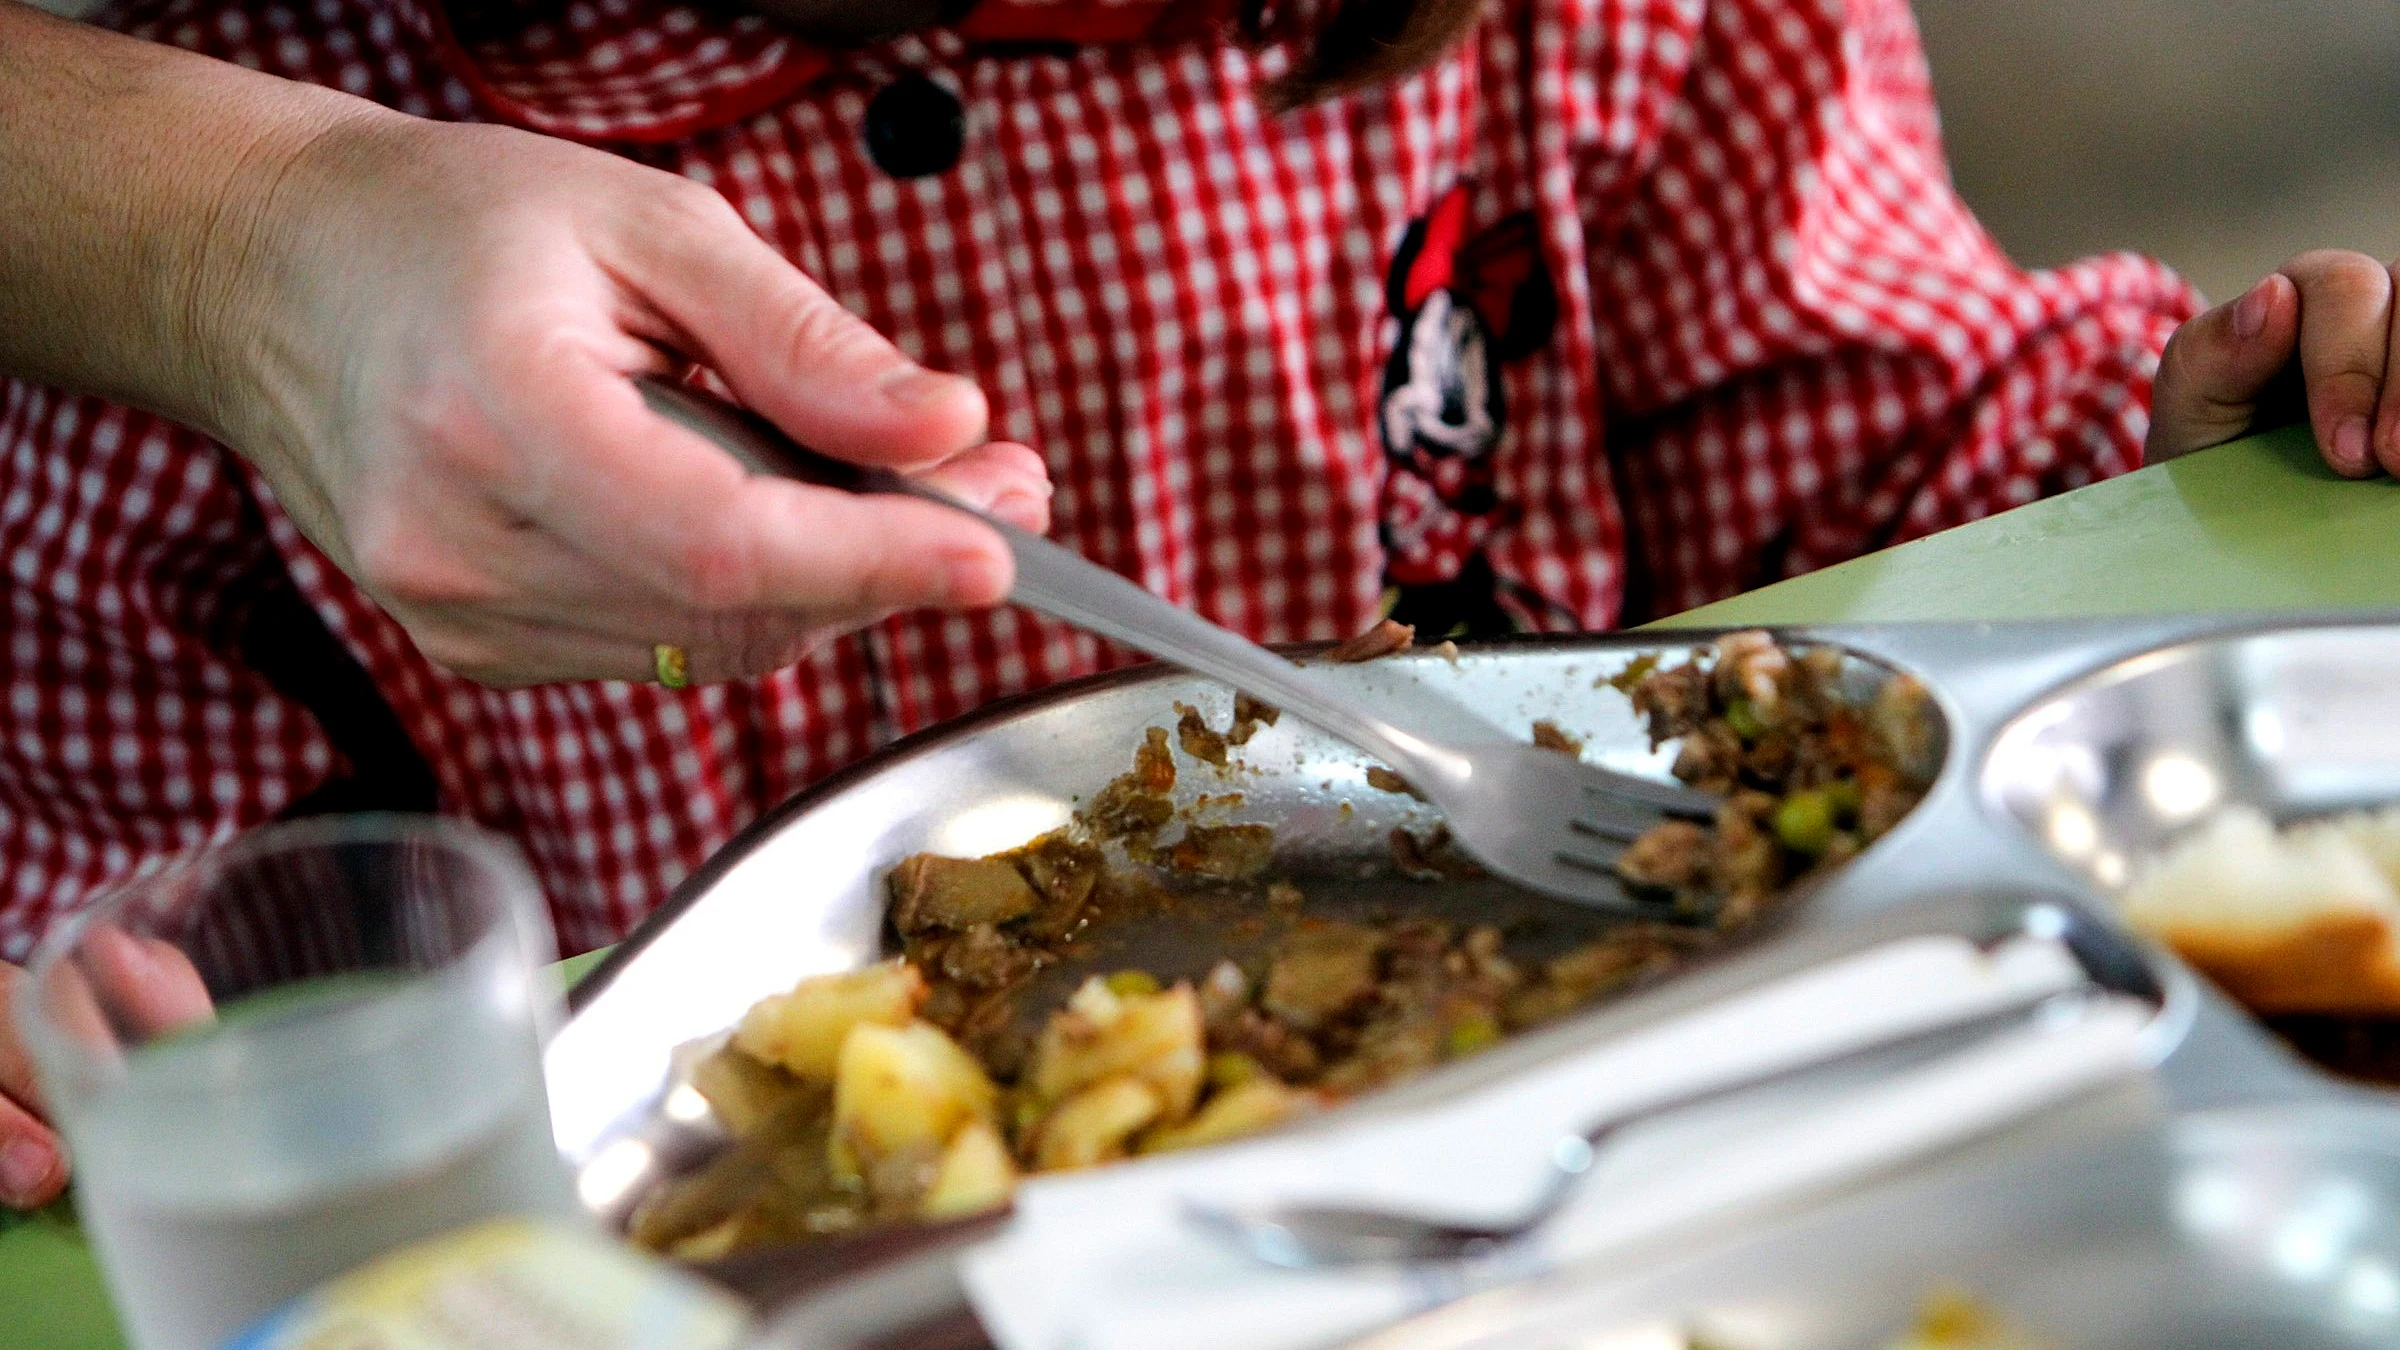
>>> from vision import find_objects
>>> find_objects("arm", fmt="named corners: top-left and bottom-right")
top-left (0, 0), bottom-right (1049, 686)
top-left (0, 1), bottom-right (358, 433)
top-left (1571, 0), bottom-right (2198, 617)
top-left (0, 0), bottom-right (1055, 1206)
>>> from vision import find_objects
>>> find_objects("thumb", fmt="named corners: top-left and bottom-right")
top-left (611, 185), bottom-right (989, 469)
top-left (2146, 273), bottom-right (2300, 464)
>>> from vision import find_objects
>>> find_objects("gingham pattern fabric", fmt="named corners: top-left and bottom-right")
top-left (0, 0), bottom-right (2198, 960)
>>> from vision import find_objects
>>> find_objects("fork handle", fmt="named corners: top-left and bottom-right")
top-left (635, 378), bottom-right (1471, 785)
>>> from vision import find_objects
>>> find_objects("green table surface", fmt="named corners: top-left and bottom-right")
top-left (8, 425), bottom-right (2397, 1348)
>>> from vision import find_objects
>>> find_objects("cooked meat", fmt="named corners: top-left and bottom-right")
top-left (1670, 722), bottom-right (1743, 794)
top-left (1084, 727), bottom-right (1179, 851)
top-left (1227, 692), bottom-right (1281, 745)
top-left (1530, 720), bottom-right (1584, 756)
top-left (1388, 824), bottom-right (1486, 881)
top-left (1712, 628), bottom-right (1792, 723)
top-left (888, 854), bottom-right (1039, 935)
top-left (934, 924), bottom-right (1042, 989)
top-left (1131, 724), bottom-right (1176, 792)
top-left (1324, 618), bottom-right (1414, 663)
top-left (1009, 831), bottom-right (1105, 942)
top-left (1869, 673), bottom-right (1937, 773)
top-left (1615, 819), bottom-right (1710, 891)
top-left (1505, 924), bottom-right (1707, 1025)
top-left (1858, 763), bottom-right (1923, 840)
top-left (1175, 703), bottom-right (1230, 767)
top-left (1619, 634), bottom-right (1930, 921)
top-left (1166, 823), bottom-right (1276, 879)
top-left (1261, 921), bottom-right (1386, 1030)
top-left (1627, 656), bottom-right (1710, 746)
top-left (1089, 780), bottom-right (1166, 839)
top-left (1318, 1013), bottom-right (1445, 1092)
top-left (1218, 1006), bottom-right (1324, 1081)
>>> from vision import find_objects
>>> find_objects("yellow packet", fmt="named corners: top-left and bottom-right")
top-left (220, 1219), bottom-right (753, 1350)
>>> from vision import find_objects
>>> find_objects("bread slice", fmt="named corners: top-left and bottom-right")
top-left (2121, 807), bottom-right (2400, 1013)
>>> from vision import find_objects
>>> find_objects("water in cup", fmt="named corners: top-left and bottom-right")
top-left (19, 818), bottom-right (581, 1350)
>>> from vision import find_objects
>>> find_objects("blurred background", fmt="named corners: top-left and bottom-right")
top-left (28, 0), bottom-right (2400, 304)
top-left (1916, 0), bottom-right (2400, 303)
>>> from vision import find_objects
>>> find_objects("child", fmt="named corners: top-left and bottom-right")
top-left (0, 0), bottom-right (2385, 1205)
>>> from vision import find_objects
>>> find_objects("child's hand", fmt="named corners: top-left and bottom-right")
top-left (0, 960), bottom-right (66, 1209)
top-left (2148, 251), bottom-right (2400, 476)
top-left (0, 935), bottom-right (216, 1210)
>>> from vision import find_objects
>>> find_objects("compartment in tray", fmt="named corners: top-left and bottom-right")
top-left (1355, 1098), bottom-right (2400, 1350)
top-left (545, 634), bottom-right (1948, 1243)
top-left (1982, 623), bottom-right (2400, 1082)
top-left (1985, 624), bottom-right (2400, 889)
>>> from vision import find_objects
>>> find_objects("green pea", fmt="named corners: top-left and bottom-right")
top-left (1723, 696), bottom-right (1764, 741)
top-left (1773, 789), bottom-right (1838, 856)
top-left (1444, 1013), bottom-right (1501, 1058)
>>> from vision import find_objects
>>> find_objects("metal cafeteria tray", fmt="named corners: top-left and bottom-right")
top-left (1348, 1094), bottom-right (2400, 1349)
top-left (544, 612), bottom-right (2400, 1341)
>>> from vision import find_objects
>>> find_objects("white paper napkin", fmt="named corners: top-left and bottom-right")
top-left (961, 935), bottom-right (2155, 1350)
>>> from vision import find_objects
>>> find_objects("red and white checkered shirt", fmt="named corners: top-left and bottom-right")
top-left (0, 0), bottom-right (2197, 959)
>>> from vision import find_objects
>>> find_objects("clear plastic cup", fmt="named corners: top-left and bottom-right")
top-left (16, 816), bottom-right (580, 1350)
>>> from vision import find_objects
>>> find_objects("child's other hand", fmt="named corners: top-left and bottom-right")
top-left (2148, 252), bottom-right (2400, 476)
top-left (0, 960), bottom-right (66, 1210)
top-left (0, 936), bottom-right (216, 1210)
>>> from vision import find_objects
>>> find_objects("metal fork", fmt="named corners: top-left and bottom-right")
top-left (639, 378), bottom-right (1719, 910)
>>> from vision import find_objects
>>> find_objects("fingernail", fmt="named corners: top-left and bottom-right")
top-left (2336, 416), bottom-right (2370, 472)
top-left (0, 1135), bottom-right (56, 1205)
top-left (989, 488), bottom-right (1047, 528)
top-left (2233, 278), bottom-right (2273, 340)
top-left (880, 367), bottom-right (970, 412)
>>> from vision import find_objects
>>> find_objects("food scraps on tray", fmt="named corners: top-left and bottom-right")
top-left (628, 629), bottom-right (1934, 1259)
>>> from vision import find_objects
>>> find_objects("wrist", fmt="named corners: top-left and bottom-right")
top-left (170, 86), bottom-right (396, 468)
top-left (0, 8), bottom-right (390, 448)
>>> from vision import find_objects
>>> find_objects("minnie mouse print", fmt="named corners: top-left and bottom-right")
top-left (1377, 181), bottom-right (1557, 638)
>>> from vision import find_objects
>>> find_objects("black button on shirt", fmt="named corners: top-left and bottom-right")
top-left (865, 74), bottom-right (966, 178)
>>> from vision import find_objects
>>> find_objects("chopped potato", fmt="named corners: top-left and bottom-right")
top-left (1032, 1076), bottom-right (1163, 1170)
top-left (921, 1120), bottom-right (1018, 1219)
top-left (1139, 1078), bottom-right (1308, 1154)
top-left (665, 1214), bottom-right (747, 1263)
top-left (1026, 977), bottom-right (1205, 1118)
top-left (831, 1021), bottom-right (1000, 1182)
top-left (734, 959), bottom-right (927, 1080)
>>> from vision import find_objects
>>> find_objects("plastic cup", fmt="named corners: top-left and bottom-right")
top-left (16, 816), bottom-right (580, 1350)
